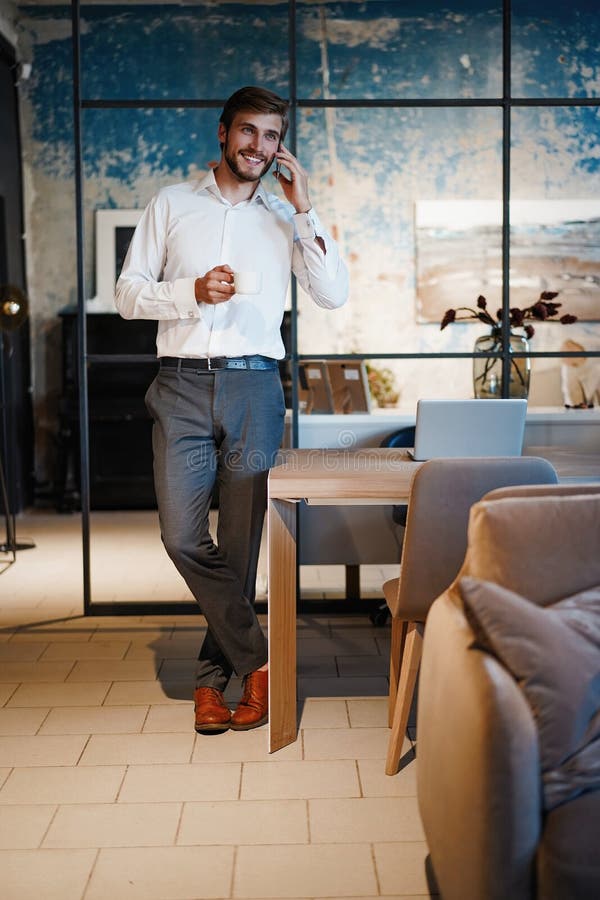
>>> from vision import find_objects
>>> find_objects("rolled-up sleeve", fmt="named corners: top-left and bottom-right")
top-left (115, 195), bottom-right (201, 321)
top-left (292, 208), bottom-right (349, 309)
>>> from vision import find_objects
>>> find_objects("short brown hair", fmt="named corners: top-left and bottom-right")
top-left (219, 86), bottom-right (289, 144)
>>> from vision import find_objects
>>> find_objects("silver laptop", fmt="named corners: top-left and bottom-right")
top-left (408, 398), bottom-right (527, 461)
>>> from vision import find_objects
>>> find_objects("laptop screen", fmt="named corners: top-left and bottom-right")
top-left (410, 399), bottom-right (528, 461)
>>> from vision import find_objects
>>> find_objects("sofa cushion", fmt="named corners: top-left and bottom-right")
top-left (537, 788), bottom-right (600, 899)
top-left (459, 576), bottom-right (600, 812)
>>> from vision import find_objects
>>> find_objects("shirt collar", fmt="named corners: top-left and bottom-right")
top-left (194, 168), bottom-right (272, 210)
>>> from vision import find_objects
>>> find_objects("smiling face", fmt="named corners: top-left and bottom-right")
top-left (218, 111), bottom-right (282, 183)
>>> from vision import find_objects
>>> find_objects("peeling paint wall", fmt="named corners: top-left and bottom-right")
top-left (15, 1), bottom-right (600, 483)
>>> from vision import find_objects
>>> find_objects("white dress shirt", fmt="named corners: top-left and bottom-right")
top-left (115, 169), bottom-right (349, 360)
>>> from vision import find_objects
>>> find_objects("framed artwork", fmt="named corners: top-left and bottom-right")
top-left (416, 199), bottom-right (600, 323)
top-left (93, 208), bottom-right (143, 310)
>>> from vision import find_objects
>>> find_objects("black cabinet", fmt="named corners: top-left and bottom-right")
top-left (57, 308), bottom-right (158, 510)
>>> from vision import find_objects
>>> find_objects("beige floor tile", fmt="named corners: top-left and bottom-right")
top-left (67, 659), bottom-right (159, 682)
top-left (375, 634), bottom-right (392, 655)
top-left (169, 627), bottom-right (207, 641)
top-left (90, 627), bottom-right (173, 643)
top-left (104, 680), bottom-right (189, 705)
top-left (241, 760), bottom-right (360, 800)
top-left (0, 804), bottom-right (56, 848)
top-left (374, 841), bottom-right (433, 896)
top-left (0, 708), bottom-right (49, 735)
top-left (178, 798), bottom-right (308, 845)
top-left (0, 767), bottom-right (10, 788)
top-left (0, 683), bottom-right (18, 705)
top-left (358, 756), bottom-right (417, 797)
top-left (10, 626), bottom-right (96, 643)
top-left (0, 765), bottom-right (125, 805)
top-left (7, 681), bottom-right (111, 707)
top-left (43, 801), bottom-right (181, 848)
top-left (192, 727), bottom-right (302, 763)
top-left (142, 704), bottom-right (196, 732)
top-left (294, 615), bottom-right (331, 636)
top-left (0, 848), bottom-right (97, 900)
top-left (40, 641), bottom-right (130, 660)
top-left (0, 735), bottom-right (88, 767)
top-left (304, 726), bottom-right (391, 760)
top-left (233, 843), bottom-right (378, 898)
top-left (336, 655), bottom-right (389, 677)
top-left (125, 638), bottom-right (201, 660)
top-left (309, 796), bottom-right (425, 843)
top-left (118, 762), bottom-right (240, 802)
top-left (329, 624), bottom-right (390, 641)
top-left (39, 705), bottom-right (148, 735)
top-left (297, 655), bottom-right (338, 677)
top-left (298, 676), bottom-right (388, 698)
top-left (158, 659), bottom-right (197, 681)
top-left (79, 732), bottom-right (194, 765)
top-left (85, 845), bottom-right (234, 900)
top-left (84, 616), bottom-right (145, 627)
top-left (298, 698), bottom-right (349, 729)
top-left (325, 615), bottom-right (378, 626)
top-left (0, 661), bottom-right (74, 683)
top-left (347, 697), bottom-right (389, 728)
top-left (0, 643), bottom-right (48, 661)
top-left (295, 635), bottom-right (380, 657)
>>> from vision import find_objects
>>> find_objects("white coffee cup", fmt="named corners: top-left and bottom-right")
top-left (233, 271), bottom-right (262, 295)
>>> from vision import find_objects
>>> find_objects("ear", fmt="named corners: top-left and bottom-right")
top-left (217, 122), bottom-right (227, 145)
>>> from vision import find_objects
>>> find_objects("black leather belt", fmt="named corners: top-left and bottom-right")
top-left (159, 355), bottom-right (278, 372)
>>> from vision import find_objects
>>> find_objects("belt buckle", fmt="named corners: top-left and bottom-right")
top-left (207, 357), bottom-right (212, 371)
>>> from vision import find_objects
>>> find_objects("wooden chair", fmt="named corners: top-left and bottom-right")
top-left (383, 455), bottom-right (559, 775)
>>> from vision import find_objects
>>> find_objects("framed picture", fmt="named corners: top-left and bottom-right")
top-left (415, 199), bottom-right (600, 323)
top-left (93, 209), bottom-right (143, 310)
top-left (297, 359), bottom-right (371, 414)
top-left (298, 361), bottom-right (334, 414)
top-left (327, 360), bottom-right (371, 414)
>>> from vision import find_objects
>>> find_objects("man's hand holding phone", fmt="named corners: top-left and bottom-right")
top-left (273, 144), bottom-right (311, 214)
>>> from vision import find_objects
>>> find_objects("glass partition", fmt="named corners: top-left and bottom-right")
top-left (296, 106), bottom-right (503, 355)
top-left (512, 1), bottom-right (600, 98)
top-left (80, 1), bottom-right (289, 101)
top-left (296, 0), bottom-right (502, 99)
top-left (39, 0), bottom-right (598, 609)
top-left (511, 105), bottom-right (600, 406)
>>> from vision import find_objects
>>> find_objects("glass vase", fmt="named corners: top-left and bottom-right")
top-left (473, 332), bottom-right (530, 399)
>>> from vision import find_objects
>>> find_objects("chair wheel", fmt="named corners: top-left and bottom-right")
top-left (369, 607), bottom-right (390, 627)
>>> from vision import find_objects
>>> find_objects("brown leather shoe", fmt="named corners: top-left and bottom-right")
top-left (230, 669), bottom-right (268, 730)
top-left (194, 687), bottom-right (231, 732)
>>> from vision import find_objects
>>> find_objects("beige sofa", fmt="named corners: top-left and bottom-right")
top-left (416, 484), bottom-right (600, 900)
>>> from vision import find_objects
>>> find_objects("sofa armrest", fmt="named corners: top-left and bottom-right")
top-left (417, 592), bottom-right (541, 900)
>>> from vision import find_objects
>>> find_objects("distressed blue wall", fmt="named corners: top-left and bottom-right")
top-left (15, 1), bottom-right (600, 477)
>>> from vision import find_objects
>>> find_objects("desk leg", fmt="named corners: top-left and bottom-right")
top-left (268, 498), bottom-right (297, 753)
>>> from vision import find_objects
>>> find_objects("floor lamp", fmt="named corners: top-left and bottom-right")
top-left (0, 283), bottom-right (35, 559)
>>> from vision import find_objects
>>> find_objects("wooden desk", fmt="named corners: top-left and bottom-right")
top-left (267, 448), bottom-right (419, 752)
top-left (267, 446), bottom-right (600, 753)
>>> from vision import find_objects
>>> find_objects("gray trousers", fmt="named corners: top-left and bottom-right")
top-left (145, 365), bottom-right (285, 691)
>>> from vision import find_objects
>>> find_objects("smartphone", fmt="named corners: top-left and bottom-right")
top-left (274, 141), bottom-right (282, 177)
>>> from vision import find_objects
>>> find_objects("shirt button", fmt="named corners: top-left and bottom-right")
top-left (188, 311), bottom-right (194, 318)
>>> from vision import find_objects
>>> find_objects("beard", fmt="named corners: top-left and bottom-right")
top-left (223, 141), bottom-right (274, 183)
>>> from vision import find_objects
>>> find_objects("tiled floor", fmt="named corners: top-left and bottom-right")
top-left (0, 511), bottom-right (432, 899)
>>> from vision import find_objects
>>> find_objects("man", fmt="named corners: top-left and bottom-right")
top-left (115, 86), bottom-right (348, 733)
